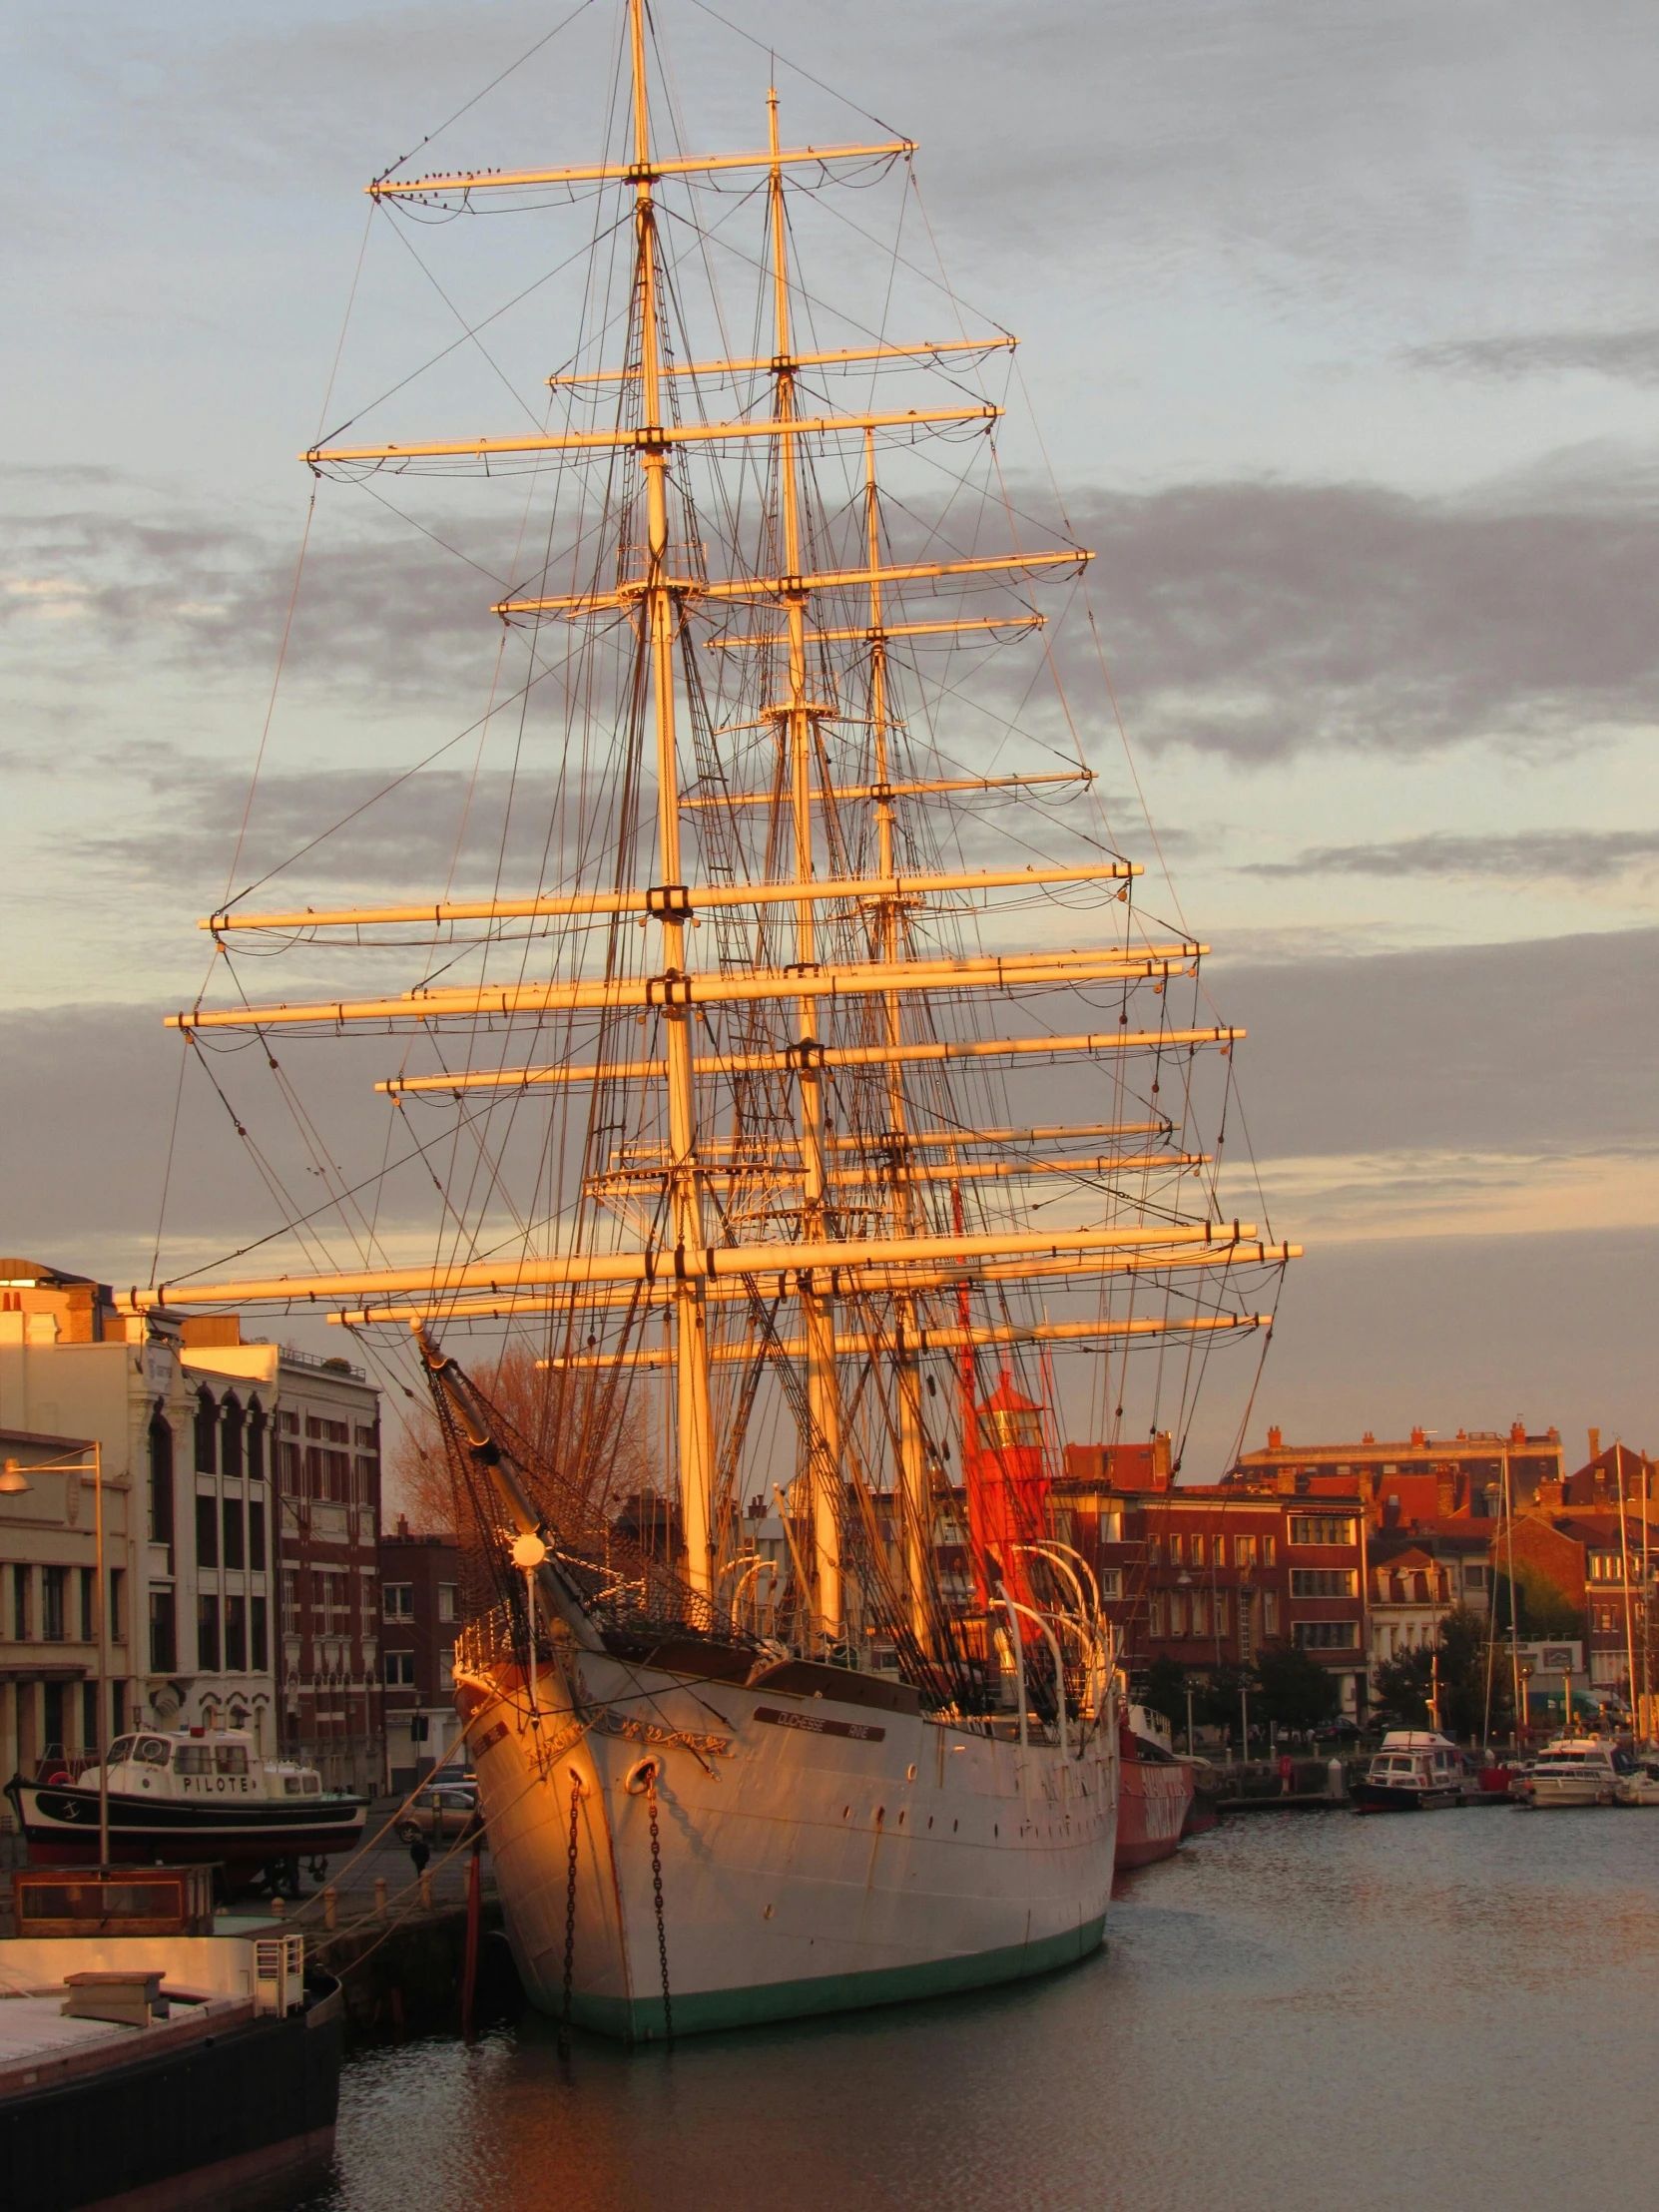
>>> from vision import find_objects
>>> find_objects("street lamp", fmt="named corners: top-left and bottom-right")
top-left (6, 1447), bottom-right (112, 1865)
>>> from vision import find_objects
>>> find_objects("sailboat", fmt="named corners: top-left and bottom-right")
top-left (129, 0), bottom-right (1296, 2037)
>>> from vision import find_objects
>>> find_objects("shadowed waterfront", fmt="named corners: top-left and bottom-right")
top-left (294, 1805), bottom-right (1659, 2212)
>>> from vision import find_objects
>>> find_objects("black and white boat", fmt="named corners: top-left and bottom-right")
top-left (1352, 1729), bottom-right (1464, 1813)
top-left (1, 1865), bottom-right (342, 2212)
top-left (6, 1729), bottom-right (366, 1894)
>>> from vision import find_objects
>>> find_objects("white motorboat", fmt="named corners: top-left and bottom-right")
top-left (1516, 1735), bottom-right (1626, 1808)
top-left (1353, 1730), bottom-right (1463, 1813)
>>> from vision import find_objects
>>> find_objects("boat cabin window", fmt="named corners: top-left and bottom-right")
top-left (107, 1735), bottom-right (136, 1766)
top-left (302, 1773), bottom-right (320, 1795)
top-left (135, 1737), bottom-right (172, 1766)
top-left (216, 1744), bottom-right (249, 1777)
top-left (175, 1744), bottom-right (213, 1775)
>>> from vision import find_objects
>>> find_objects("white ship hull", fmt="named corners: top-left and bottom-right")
top-left (458, 1651), bottom-right (1118, 2039)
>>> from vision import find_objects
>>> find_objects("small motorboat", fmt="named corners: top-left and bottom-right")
top-left (1352, 1730), bottom-right (1464, 1813)
top-left (6, 1727), bottom-right (366, 1894)
top-left (1514, 1735), bottom-right (1627, 1808)
top-left (1616, 1757), bottom-right (1659, 1806)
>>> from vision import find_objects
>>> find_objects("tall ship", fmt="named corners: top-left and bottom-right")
top-left (127, 1), bottom-right (1296, 2037)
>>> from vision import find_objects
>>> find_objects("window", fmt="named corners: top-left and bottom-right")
top-left (194, 1389), bottom-right (219, 1476)
top-left (148, 1414), bottom-right (175, 1547)
top-left (360, 1573), bottom-right (379, 1623)
top-left (1169, 1534), bottom-right (1185, 1565)
top-left (248, 1492), bottom-right (267, 1572)
top-left (109, 1567), bottom-right (124, 1644)
top-left (82, 1680), bottom-right (98, 1753)
top-left (1463, 1563), bottom-right (1488, 1591)
top-left (355, 1422), bottom-right (379, 1450)
top-left (149, 1588), bottom-right (177, 1674)
top-left (1262, 1536), bottom-right (1276, 1565)
top-left (246, 1402), bottom-right (267, 1485)
top-left (252, 1594), bottom-right (269, 1672)
top-left (1293, 1620), bottom-right (1359, 1650)
top-left (79, 1567), bottom-right (94, 1642)
top-left (383, 1584), bottom-right (414, 1621)
top-left (1289, 1516), bottom-right (1357, 1547)
top-left (1147, 1593), bottom-right (1166, 1637)
top-left (224, 1594), bottom-right (248, 1672)
top-left (305, 1414), bottom-right (349, 1444)
top-left (1589, 1552), bottom-right (1622, 1583)
top-left (1214, 1589), bottom-right (1230, 1637)
top-left (1098, 1569), bottom-right (1123, 1601)
top-left (438, 1584), bottom-right (457, 1624)
top-left (1145, 1539), bottom-right (1162, 1565)
top-left (439, 1646), bottom-right (455, 1688)
top-left (384, 1652), bottom-right (417, 1687)
top-left (1191, 1534), bottom-right (1208, 1567)
top-left (1262, 1591), bottom-right (1279, 1636)
top-left (281, 1568), bottom-right (299, 1633)
top-left (1590, 1651), bottom-right (1623, 1686)
top-left (1234, 1535), bottom-right (1259, 1567)
top-left (220, 1395), bottom-right (245, 1481)
top-left (277, 1408), bottom-right (299, 1435)
top-left (305, 1446), bottom-right (352, 1500)
top-left (197, 1593), bottom-right (221, 1672)
top-left (277, 1440), bottom-right (300, 1492)
top-left (1169, 1592), bottom-right (1189, 1638)
top-left (42, 1566), bottom-right (66, 1642)
top-left (1191, 1590), bottom-right (1210, 1636)
top-left (196, 1493), bottom-right (219, 1569)
top-left (1291, 1568), bottom-right (1358, 1598)
top-left (222, 1497), bottom-right (245, 1571)
top-left (11, 1565), bottom-right (30, 1641)
top-left (355, 1454), bottom-right (380, 1500)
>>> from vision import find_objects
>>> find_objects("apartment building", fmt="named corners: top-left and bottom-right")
top-left (378, 1519), bottom-right (464, 1791)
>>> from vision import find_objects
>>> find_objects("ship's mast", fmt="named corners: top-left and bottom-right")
top-left (861, 427), bottom-right (930, 1649)
top-left (631, 0), bottom-right (717, 1597)
top-left (767, 88), bottom-right (843, 1650)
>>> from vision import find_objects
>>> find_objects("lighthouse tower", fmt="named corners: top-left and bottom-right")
top-left (964, 1370), bottom-right (1053, 1620)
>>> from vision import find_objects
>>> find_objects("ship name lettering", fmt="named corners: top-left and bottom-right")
top-left (753, 1706), bottom-right (885, 1743)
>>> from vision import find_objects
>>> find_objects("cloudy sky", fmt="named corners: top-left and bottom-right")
top-left (6, 0), bottom-right (1659, 1471)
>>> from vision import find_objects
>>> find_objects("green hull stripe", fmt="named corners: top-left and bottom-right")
top-left (555, 1915), bottom-right (1107, 2041)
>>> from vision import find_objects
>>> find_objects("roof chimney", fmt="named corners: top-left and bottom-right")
top-left (1267, 1424), bottom-right (1283, 1451)
top-left (1410, 1426), bottom-right (1425, 1447)
top-left (396, 1512), bottom-right (409, 1537)
top-left (1589, 1426), bottom-right (1601, 1464)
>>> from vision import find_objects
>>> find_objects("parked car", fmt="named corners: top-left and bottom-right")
top-left (396, 1781), bottom-right (485, 1846)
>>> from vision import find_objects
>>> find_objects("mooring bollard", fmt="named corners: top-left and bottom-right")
top-left (419, 1868), bottom-right (433, 1911)
top-left (374, 1876), bottom-right (389, 1920)
top-left (271, 1895), bottom-right (285, 1920)
top-left (323, 1885), bottom-right (338, 1932)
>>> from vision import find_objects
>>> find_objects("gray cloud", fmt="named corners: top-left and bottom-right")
top-left (1407, 328), bottom-right (1659, 386)
top-left (1214, 924), bottom-right (1659, 1163)
top-left (1242, 829), bottom-right (1659, 881)
top-left (1058, 472), bottom-right (1659, 762)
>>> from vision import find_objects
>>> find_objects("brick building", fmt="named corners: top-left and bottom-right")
top-left (1052, 1470), bottom-right (1371, 1715)
top-left (1233, 1420), bottom-right (1565, 1517)
top-left (378, 1519), bottom-right (464, 1792)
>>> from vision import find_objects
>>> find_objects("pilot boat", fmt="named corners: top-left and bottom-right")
top-left (6, 1729), bottom-right (366, 1893)
top-left (1515, 1735), bottom-right (1626, 1808)
top-left (1352, 1730), bottom-right (1464, 1812)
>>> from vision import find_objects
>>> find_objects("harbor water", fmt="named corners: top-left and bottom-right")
top-left (295, 1806), bottom-right (1659, 2212)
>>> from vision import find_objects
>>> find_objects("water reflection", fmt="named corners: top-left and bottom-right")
top-left (297, 1807), bottom-right (1659, 2212)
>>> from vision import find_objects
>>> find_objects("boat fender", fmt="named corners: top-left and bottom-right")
top-left (623, 1757), bottom-right (662, 1796)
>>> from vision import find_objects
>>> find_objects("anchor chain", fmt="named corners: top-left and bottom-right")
top-left (646, 1768), bottom-right (673, 2048)
top-left (559, 1770), bottom-right (581, 2058)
